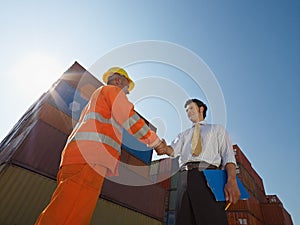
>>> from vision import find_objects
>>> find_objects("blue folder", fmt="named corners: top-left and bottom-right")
top-left (203, 170), bottom-right (250, 201)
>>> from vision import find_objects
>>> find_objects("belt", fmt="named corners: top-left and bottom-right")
top-left (180, 161), bottom-right (219, 172)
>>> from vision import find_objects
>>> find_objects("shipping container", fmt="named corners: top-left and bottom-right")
top-left (164, 211), bottom-right (175, 225)
top-left (170, 172), bottom-right (179, 189)
top-left (227, 211), bottom-right (249, 225)
top-left (12, 119), bottom-right (68, 178)
top-left (47, 79), bottom-right (88, 120)
top-left (0, 164), bottom-right (163, 225)
top-left (168, 190), bottom-right (177, 211)
top-left (150, 160), bottom-right (160, 176)
top-left (261, 199), bottom-right (293, 225)
top-left (238, 165), bottom-right (267, 203)
top-left (120, 149), bottom-right (150, 178)
top-left (37, 101), bottom-right (77, 134)
top-left (121, 129), bottom-right (153, 164)
top-left (234, 145), bottom-right (265, 194)
top-left (91, 198), bottom-right (163, 225)
top-left (0, 164), bottom-right (57, 225)
top-left (0, 115), bottom-right (68, 179)
top-left (0, 97), bottom-right (43, 164)
top-left (228, 192), bottom-right (264, 223)
top-left (283, 207), bottom-right (294, 225)
top-left (59, 61), bottom-right (103, 98)
top-left (149, 160), bottom-right (159, 183)
top-left (101, 163), bottom-right (167, 221)
top-left (262, 203), bottom-right (285, 225)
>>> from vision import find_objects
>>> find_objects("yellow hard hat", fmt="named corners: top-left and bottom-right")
top-left (102, 67), bottom-right (135, 91)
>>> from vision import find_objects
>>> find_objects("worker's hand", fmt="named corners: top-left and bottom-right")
top-left (154, 139), bottom-right (174, 156)
top-left (154, 139), bottom-right (167, 155)
top-left (224, 177), bottom-right (241, 204)
top-left (164, 146), bottom-right (174, 156)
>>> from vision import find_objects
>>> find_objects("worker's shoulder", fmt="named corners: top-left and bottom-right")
top-left (101, 85), bottom-right (121, 91)
top-left (206, 123), bottom-right (229, 135)
top-left (95, 85), bottom-right (122, 94)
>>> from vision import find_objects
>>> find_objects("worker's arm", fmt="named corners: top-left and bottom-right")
top-left (224, 163), bottom-right (240, 204)
top-left (104, 86), bottom-right (161, 146)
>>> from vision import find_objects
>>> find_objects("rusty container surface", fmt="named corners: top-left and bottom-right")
top-left (101, 163), bottom-right (167, 221)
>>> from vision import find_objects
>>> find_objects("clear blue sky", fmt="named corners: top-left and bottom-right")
top-left (1, 0), bottom-right (299, 224)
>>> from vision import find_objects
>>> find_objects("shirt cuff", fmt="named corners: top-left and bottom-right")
top-left (147, 138), bottom-right (161, 148)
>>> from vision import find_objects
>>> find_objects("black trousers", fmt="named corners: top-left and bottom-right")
top-left (175, 169), bottom-right (228, 225)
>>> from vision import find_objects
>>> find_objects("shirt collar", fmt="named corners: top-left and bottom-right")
top-left (192, 120), bottom-right (207, 127)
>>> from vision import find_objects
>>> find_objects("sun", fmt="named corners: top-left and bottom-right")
top-left (10, 52), bottom-right (64, 102)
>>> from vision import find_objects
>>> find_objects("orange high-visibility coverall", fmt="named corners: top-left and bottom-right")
top-left (35, 85), bottom-right (159, 225)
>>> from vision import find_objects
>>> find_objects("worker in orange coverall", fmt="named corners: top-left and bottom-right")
top-left (35, 67), bottom-right (167, 225)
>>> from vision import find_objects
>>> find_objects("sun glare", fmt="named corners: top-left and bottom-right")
top-left (10, 52), bottom-right (63, 102)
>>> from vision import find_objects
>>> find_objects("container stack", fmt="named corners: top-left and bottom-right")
top-left (226, 145), bottom-right (266, 225)
top-left (0, 62), bottom-right (166, 225)
top-left (150, 157), bottom-right (179, 225)
top-left (261, 195), bottom-right (294, 225)
top-left (226, 145), bottom-right (293, 225)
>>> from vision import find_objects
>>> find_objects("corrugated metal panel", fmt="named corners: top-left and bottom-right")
top-left (158, 177), bottom-right (171, 190)
top-left (150, 160), bottom-right (160, 175)
top-left (227, 211), bottom-right (249, 225)
top-left (238, 165), bottom-right (266, 203)
top-left (59, 62), bottom-right (103, 97)
top-left (165, 211), bottom-right (175, 225)
top-left (227, 199), bottom-right (248, 211)
top-left (170, 172), bottom-right (179, 189)
top-left (47, 79), bottom-right (88, 120)
top-left (0, 164), bottom-right (163, 225)
top-left (266, 195), bottom-right (282, 205)
top-left (120, 149), bottom-right (150, 178)
top-left (38, 101), bottom-right (77, 134)
top-left (247, 213), bottom-right (264, 225)
top-left (234, 145), bottom-right (265, 194)
top-left (261, 203), bottom-right (285, 224)
top-left (228, 192), bottom-right (264, 222)
top-left (0, 164), bottom-right (56, 225)
top-left (101, 164), bottom-right (166, 221)
top-left (158, 158), bottom-right (172, 173)
top-left (121, 129), bottom-right (153, 164)
top-left (0, 101), bottom-right (40, 164)
top-left (283, 207), bottom-right (294, 225)
top-left (12, 119), bottom-right (68, 178)
top-left (169, 190), bottom-right (177, 211)
top-left (91, 198), bottom-right (163, 225)
top-left (247, 192), bottom-right (264, 222)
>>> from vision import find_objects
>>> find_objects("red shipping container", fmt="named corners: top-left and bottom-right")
top-left (262, 196), bottom-right (293, 225)
top-left (101, 165), bottom-right (167, 221)
top-left (261, 203), bottom-right (285, 225)
top-left (38, 101), bottom-right (77, 135)
top-left (234, 145), bottom-right (265, 194)
top-left (120, 150), bottom-right (150, 178)
top-left (60, 61), bottom-right (103, 99)
top-left (11, 120), bottom-right (68, 178)
top-left (227, 211), bottom-right (249, 225)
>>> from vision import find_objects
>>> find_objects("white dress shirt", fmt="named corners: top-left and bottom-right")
top-left (171, 120), bottom-right (236, 168)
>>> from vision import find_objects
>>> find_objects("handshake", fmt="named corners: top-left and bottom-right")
top-left (153, 139), bottom-right (174, 156)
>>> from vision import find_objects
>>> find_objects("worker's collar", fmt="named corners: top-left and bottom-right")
top-left (192, 120), bottom-right (207, 127)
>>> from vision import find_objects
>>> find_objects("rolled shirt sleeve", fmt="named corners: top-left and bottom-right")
top-left (217, 125), bottom-right (237, 168)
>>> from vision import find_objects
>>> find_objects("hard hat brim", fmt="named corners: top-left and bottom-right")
top-left (102, 71), bottom-right (135, 91)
